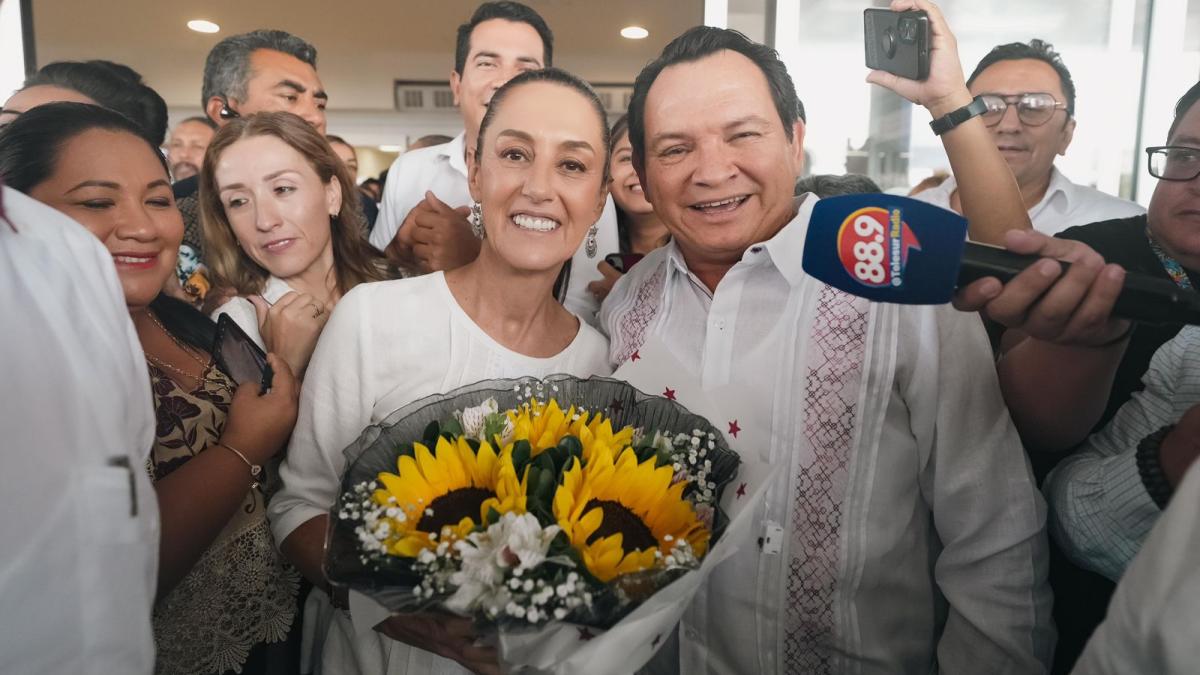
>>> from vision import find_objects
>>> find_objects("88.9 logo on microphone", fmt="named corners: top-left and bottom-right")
top-left (836, 207), bottom-right (922, 288)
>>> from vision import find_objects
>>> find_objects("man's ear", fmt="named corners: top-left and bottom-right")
top-left (203, 97), bottom-right (227, 127)
top-left (1058, 117), bottom-right (1077, 156)
top-left (790, 119), bottom-right (807, 168)
top-left (450, 70), bottom-right (463, 108)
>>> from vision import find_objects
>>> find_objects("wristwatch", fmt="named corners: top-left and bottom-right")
top-left (1136, 424), bottom-right (1176, 509)
top-left (929, 96), bottom-right (988, 136)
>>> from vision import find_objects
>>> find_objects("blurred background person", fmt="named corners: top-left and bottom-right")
top-left (165, 116), bottom-right (216, 182)
top-left (326, 133), bottom-right (379, 228)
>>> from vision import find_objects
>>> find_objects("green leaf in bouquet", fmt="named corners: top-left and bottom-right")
top-left (511, 440), bottom-right (532, 475)
top-left (440, 417), bottom-right (464, 439)
top-left (421, 420), bottom-right (441, 448)
top-left (482, 413), bottom-right (508, 444)
top-left (555, 435), bottom-right (583, 469)
top-left (485, 506), bottom-right (501, 527)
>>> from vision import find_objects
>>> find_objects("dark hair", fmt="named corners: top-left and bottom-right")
top-left (794, 173), bottom-right (881, 197)
top-left (178, 115), bottom-right (218, 131)
top-left (410, 134), bottom-right (455, 150)
top-left (0, 103), bottom-right (213, 352)
top-left (21, 60), bottom-right (169, 146)
top-left (968, 39), bottom-right (1076, 117)
top-left (0, 102), bottom-right (168, 193)
top-left (474, 68), bottom-right (612, 183)
top-left (325, 134), bottom-right (356, 157)
top-left (200, 112), bottom-right (388, 296)
top-left (607, 114), bottom-right (634, 252)
top-left (454, 2), bottom-right (554, 74)
top-left (202, 29), bottom-right (318, 111)
top-left (1168, 80), bottom-right (1200, 141)
top-left (628, 27), bottom-right (805, 173)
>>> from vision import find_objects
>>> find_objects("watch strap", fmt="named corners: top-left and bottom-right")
top-left (929, 96), bottom-right (988, 136)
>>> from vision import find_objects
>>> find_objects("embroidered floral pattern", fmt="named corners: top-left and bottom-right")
top-left (614, 265), bottom-right (666, 365)
top-left (147, 364), bottom-right (298, 675)
top-left (783, 285), bottom-right (868, 673)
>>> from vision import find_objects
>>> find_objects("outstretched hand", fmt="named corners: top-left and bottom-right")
top-left (865, 0), bottom-right (972, 117)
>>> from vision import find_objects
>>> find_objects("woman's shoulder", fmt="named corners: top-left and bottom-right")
top-left (564, 319), bottom-right (614, 376)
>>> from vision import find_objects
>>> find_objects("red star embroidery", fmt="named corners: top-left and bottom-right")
top-left (652, 633), bottom-right (663, 648)
top-left (610, 398), bottom-right (624, 414)
top-left (578, 627), bottom-right (596, 641)
top-left (728, 419), bottom-right (741, 438)
top-left (630, 350), bottom-right (641, 362)
top-left (736, 482), bottom-right (747, 499)
top-left (662, 387), bottom-right (676, 401)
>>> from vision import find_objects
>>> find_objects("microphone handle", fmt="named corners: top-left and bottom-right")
top-left (957, 242), bottom-right (1200, 326)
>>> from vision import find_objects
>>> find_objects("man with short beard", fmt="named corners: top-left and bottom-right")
top-left (165, 116), bottom-right (216, 182)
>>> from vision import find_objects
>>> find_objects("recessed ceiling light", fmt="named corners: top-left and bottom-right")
top-left (621, 26), bottom-right (649, 40)
top-left (378, 145), bottom-right (403, 152)
top-left (187, 20), bottom-right (220, 34)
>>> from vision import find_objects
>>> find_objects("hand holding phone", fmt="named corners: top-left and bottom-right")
top-left (864, 9), bottom-right (930, 81)
top-left (863, 0), bottom-right (972, 118)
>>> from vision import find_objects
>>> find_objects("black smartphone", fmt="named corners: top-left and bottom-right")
top-left (864, 9), bottom-right (930, 81)
top-left (213, 313), bottom-right (274, 394)
top-left (604, 252), bottom-right (645, 274)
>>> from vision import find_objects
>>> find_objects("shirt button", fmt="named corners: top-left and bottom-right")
top-left (714, 318), bottom-right (726, 330)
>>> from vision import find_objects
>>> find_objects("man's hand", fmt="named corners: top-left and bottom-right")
top-left (954, 229), bottom-right (1131, 347)
top-left (1160, 405), bottom-right (1200, 488)
top-left (376, 613), bottom-right (499, 675)
top-left (865, 0), bottom-right (971, 117)
top-left (587, 260), bottom-right (623, 303)
top-left (407, 191), bottom-right (478, 273)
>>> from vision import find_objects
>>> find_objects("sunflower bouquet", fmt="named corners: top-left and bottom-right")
top-left (326, 376), bottom-right (742, 673)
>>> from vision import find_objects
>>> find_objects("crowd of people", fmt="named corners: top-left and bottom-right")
top-left (1, 0), bottom-right (1198, 673)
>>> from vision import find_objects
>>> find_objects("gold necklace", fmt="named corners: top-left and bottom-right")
top-left (145, 310), bottom-right (210, 383)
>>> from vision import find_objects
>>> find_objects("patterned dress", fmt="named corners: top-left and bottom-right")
top-left (147, 362), bottom-right (300, 675)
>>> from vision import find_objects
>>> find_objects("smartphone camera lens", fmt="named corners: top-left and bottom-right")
top-left (898, 17), bottom-right (917, 42)
top-left (881, 26), bottom-right (897, 57)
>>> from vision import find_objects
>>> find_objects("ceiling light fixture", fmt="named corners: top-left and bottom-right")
top-left (378, 145), bottom-right (404, 152)
top-left (187, 20), bottom-right (220, 34)
top-left (620, 26), bottom-right (649, 40)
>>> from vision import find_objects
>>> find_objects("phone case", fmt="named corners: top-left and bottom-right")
top-left (212, 313), bottom-right (272, 390)
top-left (864, 9), bottom-right (930, 81)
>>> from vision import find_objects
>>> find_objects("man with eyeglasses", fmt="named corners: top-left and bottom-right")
top-left (916, 40), bottom-right (1144, 236)
top-left (952, 79), bottom-right (1200, 674)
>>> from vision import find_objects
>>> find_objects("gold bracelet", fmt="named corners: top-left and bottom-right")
top-left (216, 442), bottom-right (262, 489)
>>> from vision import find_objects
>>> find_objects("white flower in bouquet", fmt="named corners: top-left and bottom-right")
top-left (445, 512), bottom-right (560, 614)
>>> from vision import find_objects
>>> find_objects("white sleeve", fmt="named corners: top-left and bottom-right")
top-left (268, 286), bottom-right (376, 543)
top-left (370, 154), bottom-right (410, 251)
top-left (1044, 332), bottom-right (1186, 581)
top-left (210, 296), bottom-right (266, 351)
top-left (908, 307), bottom-right (1055, 673)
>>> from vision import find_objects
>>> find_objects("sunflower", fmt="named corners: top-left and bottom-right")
top-left (553, 445), bottom-right (710, 582)
top-left (371, 435), bottom-right (527, 557)
top-left (508, 399), bottom-right (634, 461)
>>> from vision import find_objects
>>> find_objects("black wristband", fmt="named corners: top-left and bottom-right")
top-left (929, 96), bottom-right (988, 136)
top-left (1136, 424), bottom-right (1176, 509)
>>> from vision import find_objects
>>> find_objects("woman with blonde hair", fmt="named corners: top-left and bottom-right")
top-left (201, 111), bottom-right (390, 377)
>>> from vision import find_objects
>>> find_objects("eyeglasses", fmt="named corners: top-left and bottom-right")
top-left (978, 92), bottom-right (1069, 127)
top-left (1146, 145), bottom-right (1200, 181)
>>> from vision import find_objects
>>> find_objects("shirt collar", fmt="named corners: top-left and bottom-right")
top-left (663, 194), bottom-right (818, 289)
top-left (262, 276), bottom-right (294, 304)
top-left (440, 132), bottom-right (469, 178)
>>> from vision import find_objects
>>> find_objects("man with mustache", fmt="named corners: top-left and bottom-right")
top-left (165, 116), bottom-right (216, 182)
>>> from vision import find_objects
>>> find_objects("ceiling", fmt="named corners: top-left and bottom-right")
top-left (31, 0), bottom-right (704, 111)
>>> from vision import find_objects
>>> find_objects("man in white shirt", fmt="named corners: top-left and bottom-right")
top-left (914, 39), bottom-right (1143, 238)
top-left (371, 1), bottom-right (618, 323)
top-left (602, 6), bottom-right (1053, 673)
top-left (0, 186), bottom-right (159, 674)
top-left (1071, 458), bottom-right (1200, 674)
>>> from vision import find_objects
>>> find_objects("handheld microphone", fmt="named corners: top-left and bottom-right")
top-left (801, 193), bottom-right (1200, 325)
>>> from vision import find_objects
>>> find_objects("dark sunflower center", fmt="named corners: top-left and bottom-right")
top-left (418, 487), bottom-right (494, 533)
top-left (584, 499), bottom-right (658, 551)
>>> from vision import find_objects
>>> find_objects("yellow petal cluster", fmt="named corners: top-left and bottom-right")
top-left (553, 445), bottom-right (710, 583)
top-left (372, 435), bottom-right (526, 557)
top-left (508, 399), bottom-right (634, 461)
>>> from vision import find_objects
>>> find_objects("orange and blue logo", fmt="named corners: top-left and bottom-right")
top-left (836, 206), bottom-right (922, 288)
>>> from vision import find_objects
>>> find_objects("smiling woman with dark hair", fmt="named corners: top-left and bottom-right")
top-left (269, 67), bottom-right (614, 675)
top-left (0, 101), bottom-right (303, 675)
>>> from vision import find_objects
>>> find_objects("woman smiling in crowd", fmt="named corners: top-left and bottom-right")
top-left (0, 102), bottom-right (301, 675)
top-left (201, 112), bottom-right (390, 379)
top-left (268, 68), bottom-right (613, 675)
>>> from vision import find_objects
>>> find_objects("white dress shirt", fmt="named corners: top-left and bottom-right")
top-left (210, 276), bottom-right (295, 350)
top-left (1045, 326), bottom-right (1200, 581)
top-left (1072, 460), bottom-right (1200, 674)
top-left (269, 271), bottom-right (612, 674)
top-left (601, 195), bottom-right (1053, 674)
top-left (370, 132), bottom-right (620, 325)
top-left (0, 187), bottom-right (158, 674)
top-left (913, 167), bottom-right (1145, 235)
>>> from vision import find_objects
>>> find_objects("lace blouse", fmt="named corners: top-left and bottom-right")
top-left (147, 362), bottom-right (300, 675)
